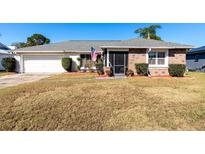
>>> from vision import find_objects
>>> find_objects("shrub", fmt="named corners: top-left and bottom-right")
top-left (61, 57), bottom-right (72, 72)
top-left (135, 63), bottom-right (148, 76)
top-left (105, 69), bottom-right (113, 77)
top-left (77, 57), bottom-right (81, 70)
top-left (96, 57), bottom-right (103, 63)
top-left (126, 69), bottom-right (134, 77)
top-left (168, 64), bottom-right (186, 77)
top-left (188, 69), bottom-right (196, 72)
top-left (1, 57), bottom-right (16, 72)
top-left (95, 63), bottom-right (104, 75)
top-left (85, 60), bottom-right (95, 69)
top-left (77, 57), bottom-right (81, 62)
top-left (77, 65), bottom-right (81, 71)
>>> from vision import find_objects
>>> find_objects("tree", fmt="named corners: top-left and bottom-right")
top-left (11, 33), bottom-right (50, 49)
top-left (26, 34), bottom-right (50, 46)
top-left (134, 24), bottom-right (162, 40)
top-left (11, 42), bottom-right (27, 49)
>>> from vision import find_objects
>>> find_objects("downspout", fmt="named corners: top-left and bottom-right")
top-left (102, 49), bottom-right (106, 67)
top-left (147, 48), bottom-right (151, 77)
top-left (107, 49), bottom-right (109, 67)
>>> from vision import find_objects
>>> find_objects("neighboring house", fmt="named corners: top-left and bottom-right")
top-left (186, 46), bottom-right (205, 72)
top-left (0, 42), bottom-right (12, 70)
top-left (14, 38), bottom-right (193, 76)
top-left (7, 46), bottom-right (16, 50)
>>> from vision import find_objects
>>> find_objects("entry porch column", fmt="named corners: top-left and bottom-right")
top-left (106, 50), bottom-right (109, 67)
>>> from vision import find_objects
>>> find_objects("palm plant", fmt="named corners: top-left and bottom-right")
top-left (134, 25), bottom-right (162, 40)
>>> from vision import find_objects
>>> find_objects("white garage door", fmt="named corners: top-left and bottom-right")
top-left (24, 55), bottom-right (65, 73)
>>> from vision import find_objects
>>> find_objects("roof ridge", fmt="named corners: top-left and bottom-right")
top-left (14, 38), bottom-right (194, 52)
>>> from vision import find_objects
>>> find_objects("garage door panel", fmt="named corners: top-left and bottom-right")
top-left (24, 55), bottom-right (65, 73)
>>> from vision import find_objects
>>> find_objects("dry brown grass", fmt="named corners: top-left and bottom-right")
top-left (0, 71), bottom-right (15, 77)
top-left (0, 72), bottom-right (205, 130)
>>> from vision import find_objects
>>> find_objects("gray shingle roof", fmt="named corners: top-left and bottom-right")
top-left (0, 42), bottom-right (10, 50)
top-left (188, 46), bottom-right (205, 54)
top-left (0, 42), bottom-right (11, 54)
top-left (14, 38), bottom-right (193, 53)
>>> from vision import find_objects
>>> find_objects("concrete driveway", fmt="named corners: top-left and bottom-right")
top-left (0, 74), bottom-right (53, 89)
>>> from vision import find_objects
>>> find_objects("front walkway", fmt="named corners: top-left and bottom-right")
top-left (0, 74), bottom-right (52, 89)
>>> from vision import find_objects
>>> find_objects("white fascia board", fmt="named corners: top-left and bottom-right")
top-left (14, 50), bottom-right (65, 54)
top-left (100, 46), bottom-right (193, 49)
top-left (64, 50), bottom-right (91, 53)
top-left (107, 48), bottom-right (129, 51)
top-left (15, 50), bottom-right (92, 54)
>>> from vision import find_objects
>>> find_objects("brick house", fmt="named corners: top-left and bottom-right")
top-left (14, 38), bottom-right (193, 76)
top-left (102, 39), bottom-right (192, 76)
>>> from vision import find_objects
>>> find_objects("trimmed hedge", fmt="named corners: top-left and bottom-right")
top-left (1, 57), bottom-right (16, 72)
top-left (135, 63), bottom-right (148, 76)
top-left (168, 64), bottom-right (186, 77)
top-left (61, 57), bottom-right (72, 72)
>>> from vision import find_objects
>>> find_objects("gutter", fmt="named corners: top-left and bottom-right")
top-left (100, 46), bottom-right (194, 49)
top-left (13, 50), bottom-right (92, 54)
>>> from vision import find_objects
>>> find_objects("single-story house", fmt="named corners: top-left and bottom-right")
top-left (0, 42), bottom-right (12, 70)
top-left (186, 46), bottom-right (205, 72)
top-left (14, 38), bottom-right (193, 76)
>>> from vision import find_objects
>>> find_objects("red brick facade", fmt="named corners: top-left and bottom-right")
top-left (148, 68), bottom-right (169, 76)
top-left (128, 48), bottom-right (147, 72)
top-left (127, 48), bottom-right (187, 76)
top-left (169, 49), bottom-right (186, 64)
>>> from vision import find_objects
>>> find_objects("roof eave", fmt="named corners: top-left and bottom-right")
top-left (100, 46), bottom-right (194, 49)
top-left (14, 50), bottom-right (66, 54)
top-left (14, 50), bottom-right (92, 54)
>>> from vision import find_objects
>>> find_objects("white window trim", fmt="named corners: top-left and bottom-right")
top-left (146, 49), bottom-right (169, 68)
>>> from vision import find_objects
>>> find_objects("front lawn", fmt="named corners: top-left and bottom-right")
top-left (0, 72), bottom-right (205, 130)
top-left (0, 71), bottom-right (15, 77)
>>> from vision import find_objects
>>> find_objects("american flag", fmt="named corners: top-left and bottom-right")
top-left (91, 47), bottom-right (98, 61)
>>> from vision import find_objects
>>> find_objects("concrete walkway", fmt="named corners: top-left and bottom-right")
top-left (0, 74), bottom-right (52, 89)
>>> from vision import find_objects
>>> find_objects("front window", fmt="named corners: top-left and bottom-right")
top-left (148, 51), bottom-right (166, 66)
top-left (80, 54), bottom-right (91, 67)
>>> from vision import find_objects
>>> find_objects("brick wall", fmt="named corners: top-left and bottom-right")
top-left (128, 48), bottom-right (147, 72)
top-left (169, 49), bottom-right (186, 64)
top-left (127, 48), bottom-right (187, 76)
top-left (149, 68), bottom-right (169, 76)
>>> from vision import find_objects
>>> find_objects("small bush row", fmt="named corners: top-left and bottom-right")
top-left (134, 63), bottom-right (186, 77)
top-left (1, 57), bottom-right (186, 77)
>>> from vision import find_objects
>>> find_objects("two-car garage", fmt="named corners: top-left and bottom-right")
top-left (23, 55), bottom-right (65, 73)
top-left (16, 53), bottom-right (80, 73)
